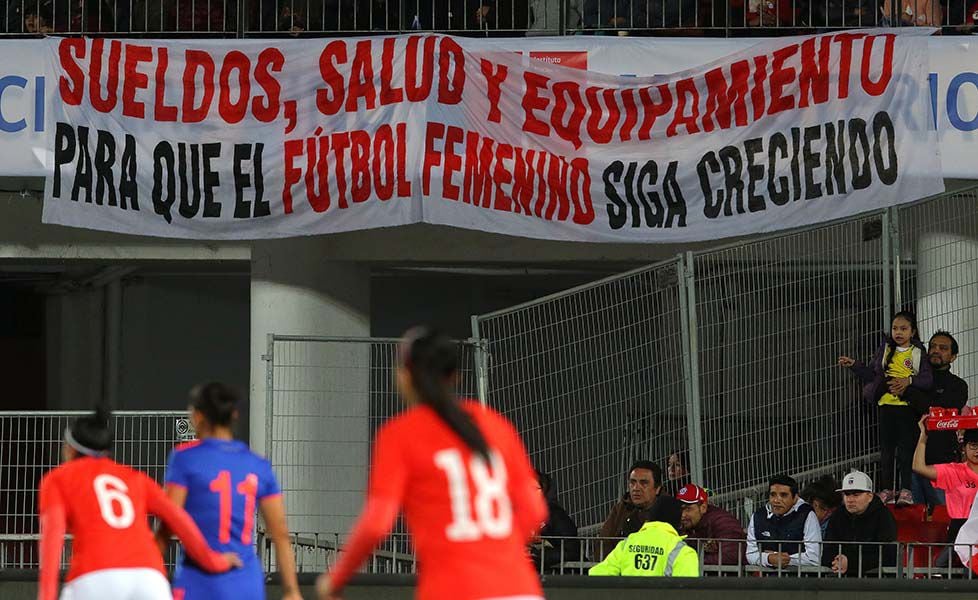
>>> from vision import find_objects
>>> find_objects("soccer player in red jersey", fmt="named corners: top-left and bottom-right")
top-left (37, 407), bottom-right (241, 600)
top-left (317, 327), bottom-right (548, 600)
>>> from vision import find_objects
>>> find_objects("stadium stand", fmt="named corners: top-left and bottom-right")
top-left (0, 1), bottom-right (977, 590)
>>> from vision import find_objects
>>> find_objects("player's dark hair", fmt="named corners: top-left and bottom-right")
top-left (931, 330), bottom-right (960, 356)
top-left (401, 327), bottom-right (490, 462)
top-left (884, 311), bottom-right (919, 375)
top-left (191, 382), bottom-right (239, 427)
top-left (68, 404), bottom-right (113, 454)
top-left (769, 474), bottom-right (799, 496)
top-left (629, 460), bottom-right (663, 490)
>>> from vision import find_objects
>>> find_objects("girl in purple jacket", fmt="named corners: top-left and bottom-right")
top-left (839, 311), bottom-right (933, 506)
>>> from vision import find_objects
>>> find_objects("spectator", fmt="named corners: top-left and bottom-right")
top-left (905, 331), bottom-right (969, 507)
top-left (801, 476), bottom-right (842, 536)
top-left (527, 0), bottom-right (584, 34)
top-left (639, 0), bottom-right (700, 27)
top-left (589, 521), bottom-right (699, 577)
top-left (530, 470), bottom-right (580, 572)
top-left (821, 471), bottom-right (897, 577)
top-left (913, 417), bottom-right (978, 566)
top-left (746, 474), bottom-right (822, 570)
top-left (818, 0), bottom-right (875, 26)
top-left (880, 0), bottom-right (943, 24)
top-left (664, 451), bottom-right (692, 496)
top-left (839, 311), bottom-right (933, 506)
top-left (676, 484), bottom-right (746, 566)
top-left (583, 0), bottom-right (640, 29)
top-left (598, 460), bottom-right (683, 559)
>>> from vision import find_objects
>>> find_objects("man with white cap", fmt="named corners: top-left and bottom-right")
top-left (821, 470), bottom-right (897, 576)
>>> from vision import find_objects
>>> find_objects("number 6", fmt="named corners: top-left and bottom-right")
top-left (93, 474), bottom-right (135, 529)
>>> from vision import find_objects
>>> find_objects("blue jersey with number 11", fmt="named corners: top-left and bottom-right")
top-left (164, 438), bottom-right (280, 569)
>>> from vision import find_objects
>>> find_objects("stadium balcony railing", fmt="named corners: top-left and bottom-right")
top-left (246, 532), bottom-right (978, 579)
top-left (0, 0), bottom-right (973, 37)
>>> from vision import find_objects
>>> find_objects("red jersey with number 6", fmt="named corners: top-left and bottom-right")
top-left (329, 400), bottom-right (548, 600)
top-left (38, 457), bottom-right (170, 580)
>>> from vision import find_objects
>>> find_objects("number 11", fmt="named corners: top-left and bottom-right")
top-left (209, 471), bottom-right (259, 544)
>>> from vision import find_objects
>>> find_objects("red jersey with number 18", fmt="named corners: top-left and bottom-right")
top-left (329, 400), bottom-right (548, 600)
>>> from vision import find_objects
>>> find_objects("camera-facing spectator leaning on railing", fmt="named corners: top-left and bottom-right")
top-left (746, 475), bottom-right (822, 570)
top-left (821, 471), bottom-right (897, 577)
top-left (676, 484), bottom-right (746, 566)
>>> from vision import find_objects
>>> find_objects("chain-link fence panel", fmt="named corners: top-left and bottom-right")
top-left (691, 212), bottom-right (889, 512)
top-left (474, 259), bottom-right (688, 529)
top-left (896, 186), bottom-right (978, 407)
top-left (0, 410), bottom-right (193, 569)
top-left (264, 336), bottom-right (478, 539)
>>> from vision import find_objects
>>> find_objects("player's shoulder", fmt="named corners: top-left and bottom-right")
top-left (462, 400), bottom-right (515, 433)
top-left (172, 439), bottom-right (204, 454)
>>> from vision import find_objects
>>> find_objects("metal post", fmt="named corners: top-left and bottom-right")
top-left (559, 0), bottom-right (567, 34)
top-left (882, 209), bottom-right (893, 330)
top-left (257, 333), bottom-right (276, 566)
top-left (236, 0), bottom-right (244, 36)
top-left (890, 207), bottom-right (903, 311)
top-left (679, 253), bottom-right (705, 486)
top-left (470, 315), bottom-right (489, 406)
top-left (263, 333), bottom-right (276, 460)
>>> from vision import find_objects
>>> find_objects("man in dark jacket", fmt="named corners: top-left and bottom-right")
top-left (598, 461), bottom-right (682, 559)
top-left (677, 484), bottom-right (746, 566)
top-left (905, 331), bottom-right (969, 507)
top-left (822, 470), bottom-right (897, 576)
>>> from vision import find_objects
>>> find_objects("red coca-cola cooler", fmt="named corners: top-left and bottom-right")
top-left (925, 406), bottom-right (978, 431)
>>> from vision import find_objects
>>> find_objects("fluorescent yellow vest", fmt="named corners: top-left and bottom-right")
top-left (589, 521), bottom-right (700, 577)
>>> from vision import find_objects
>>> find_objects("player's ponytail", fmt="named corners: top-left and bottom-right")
top-left (190, 382), bottom-right (239, 427)
top-left (66, 403), bottom-right (113, 457)
top-left (401, 327), bottom-right (491, 462)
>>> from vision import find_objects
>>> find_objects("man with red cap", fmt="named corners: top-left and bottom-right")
top-left (676, 484), bottom-right (746, 567)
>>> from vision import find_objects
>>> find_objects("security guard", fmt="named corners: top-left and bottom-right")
top-left (588, 521), bottom-right (700, 577)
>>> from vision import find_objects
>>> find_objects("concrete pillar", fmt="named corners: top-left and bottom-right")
top-left (250, 238), bottom-right (371, 536)
top-left (915, 231), bottom-right (978, 407)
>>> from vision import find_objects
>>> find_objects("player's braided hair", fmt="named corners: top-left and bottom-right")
top-left (401, 327), bottom-right (490, 462)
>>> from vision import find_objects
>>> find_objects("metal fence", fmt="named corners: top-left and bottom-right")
top-left (473, 184), bottom-right (978, 529)
top-left (474, 260), bottom-right (690, 530)
top-left (257, 532), bottom-right (978, 579)
top-left (0, 0), bottom-right (969, 35)
top-left (263, 335), bottom-right (479, 539)
top-left (0, 410), bottom-right (192, 569)
top-left (0, 410), bottom-right (193, 537)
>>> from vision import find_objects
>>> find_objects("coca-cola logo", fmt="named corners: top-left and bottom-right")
top-left (935, 419), bottom-right (960, 429)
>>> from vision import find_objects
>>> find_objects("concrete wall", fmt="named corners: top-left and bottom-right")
top-left (43, 274), bottom-right (251, 427)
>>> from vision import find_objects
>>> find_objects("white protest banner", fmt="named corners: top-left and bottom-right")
top-left (0, 42), bottom-right (48, 177)
top-left (4, 35), bottom-right (976, 179)
top-left (42, 31), bottom-right (943, 242)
